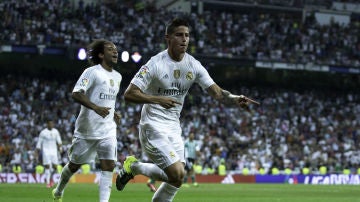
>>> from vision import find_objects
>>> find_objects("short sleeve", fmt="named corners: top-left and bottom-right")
top-left (73, 67), bottom-right (95, 93)
top-left (131, 61), bottom-right (154, 91)
top-left (193, 60), bottom-right (215, 90)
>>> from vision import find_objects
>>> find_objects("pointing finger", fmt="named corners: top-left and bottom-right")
top-left (240, 95), bottom-right (260, 105)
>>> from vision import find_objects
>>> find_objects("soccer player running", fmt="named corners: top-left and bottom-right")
top-left (183, 132), bottom-right (200, 187)
top-left (116, 18), bottom-right (259, 202)
top-left (36, 119), bottom-right (62, 188)
top-left (52, 39), bottom-right (122, 202)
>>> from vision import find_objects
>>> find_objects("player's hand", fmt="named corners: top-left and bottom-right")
top-left (114, 111), bottom-right (121, 125)
top-left (58, 146), bottom-right (63, 153)
top-left (158, 97), bottom-right (182, 109)
top-left (94, 106), bottom-right (112, 118)
top-left (237, 95), bottom-right (260, 111)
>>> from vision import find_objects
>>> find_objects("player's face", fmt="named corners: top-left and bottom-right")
top-left (47, 121), bottom-right (54, 129)
top-left (189, 133), bottom-right (194, 140)
top-left (101, 43), bottom-right (118, 68)
top-left (167, 26), bottom-right (189, 60)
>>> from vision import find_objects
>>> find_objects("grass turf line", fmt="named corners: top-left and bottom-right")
top-left (0, 183), bottom-right (359, 202)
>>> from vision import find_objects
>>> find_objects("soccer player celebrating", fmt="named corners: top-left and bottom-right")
top-left (36, 119), bottom-right (62, 188)
top-left (116, 18), bottom-right (259, 202)
top-left (52, 39), bottom-right (122, 202)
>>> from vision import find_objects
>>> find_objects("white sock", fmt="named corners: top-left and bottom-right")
top-left (50, 167), bottom-right (56, 182)
top-left (54, 164), bottom-right (73, 196)
top-left (131, 162), bottom-right (168, 182)
top-left (99, 171), bottom-right (113, 202)
top-left (44, 168), bottom-right (51, 184)
top-left (152, 182), bottom-right (179, 202)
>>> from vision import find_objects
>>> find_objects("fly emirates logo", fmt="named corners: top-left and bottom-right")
top-left (157, 82), bottom-right (188, 96)
top-left (99, 88), bottom-right (117, 100)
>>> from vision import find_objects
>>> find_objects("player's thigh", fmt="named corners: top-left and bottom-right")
top-left (139, 124), bottom-right (184, 169)
top-left (96, 136), bottom-right (117, 161)
top-left (68, 137), bottom-right (97, 164)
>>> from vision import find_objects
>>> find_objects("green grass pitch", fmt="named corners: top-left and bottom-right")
top-left (1, 183), bottom-right (359, 202)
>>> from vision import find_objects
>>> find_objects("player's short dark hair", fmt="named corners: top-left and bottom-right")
top-left (165, 18), bottom-right (190, 35)
top-left (43, 117), bottom-right (53, 123)
top-left (87, 39), bottom-right (112, 65)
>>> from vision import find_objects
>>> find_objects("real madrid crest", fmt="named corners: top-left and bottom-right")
top-left (173, 70), bottom-right (180, 79)
top-left (169, 151), bottom-right (176, 158)
top-left (186, 72), bottom-right (193, 80)
top-left (110, 79), bottom-right (114, 87)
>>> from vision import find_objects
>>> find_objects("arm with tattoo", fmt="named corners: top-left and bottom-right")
top-left (207, 84), bottom-right (259, 109)
top-left (221, 89), bottom-right (242, 105)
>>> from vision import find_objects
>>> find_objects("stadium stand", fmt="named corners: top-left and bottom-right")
top-left (0, 74), bottom-right (358, 175)
top-left (0, 0), bottom-right (358, 67)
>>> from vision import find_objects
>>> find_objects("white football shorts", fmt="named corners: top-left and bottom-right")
top-left (42, 153), bottom-right (59, 165)
top-left (139, 123), bottom-right (185, 169)
top-left (68, 136), bottom-right (117, 164)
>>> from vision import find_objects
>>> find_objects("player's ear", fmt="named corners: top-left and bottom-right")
top-left (98, 53), bottom-right (104, 59)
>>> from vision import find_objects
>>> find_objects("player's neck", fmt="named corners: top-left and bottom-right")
top-left (101, 63), bottom-right (113, 72)
top-left (167, 50), bottom-right (184, 62)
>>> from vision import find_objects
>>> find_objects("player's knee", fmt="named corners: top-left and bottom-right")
top-left (166, 167), bottom-right (185, 187)
top-left (99, 160), bottom-right (115, 172)
top-left (68, 162), bottom-right (81, 173)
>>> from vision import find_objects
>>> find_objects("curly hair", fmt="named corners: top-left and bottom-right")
top-left (86, 39), bottom-right (112, 66)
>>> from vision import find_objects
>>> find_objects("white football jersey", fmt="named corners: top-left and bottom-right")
top-left (73, 64), bottom-right (122, 139)
top-left (131, 50), bottom-right (215, 126)
top-left (36, 128), bottom-right (62, 155)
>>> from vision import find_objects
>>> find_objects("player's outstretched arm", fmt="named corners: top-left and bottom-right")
top-left (124, 84), bottom-right (181, 109)
top-left (206, 84), bottom-right (259, 110)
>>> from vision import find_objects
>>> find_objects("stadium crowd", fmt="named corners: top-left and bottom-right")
top-left (0, 74), bottom-right (359, 175)
top-left (0, 0), bottom-right (359, 176)
top-left (0, 0), bottom-right (359, 67)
